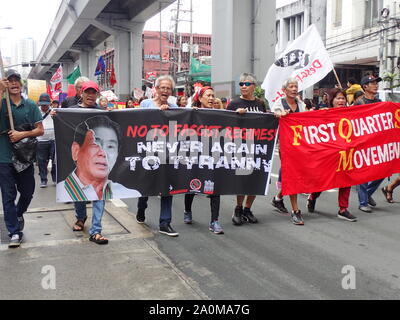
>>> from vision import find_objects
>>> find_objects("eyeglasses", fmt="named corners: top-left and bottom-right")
top-left (239, 82), bottom-right (254, 87)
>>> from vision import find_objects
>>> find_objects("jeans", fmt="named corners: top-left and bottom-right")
top-left (185, 194), bottom-right (220, 222)
top-left (357, 179), bottom-right (385, 206)
top-left (74, 200), bottom-right (105, 236)
top-left (137, 196), bottom-right (173, 227)
top-left (0, 163), bottom-right (35, 237)
top-left (36, 140), bottom-right (56, 183)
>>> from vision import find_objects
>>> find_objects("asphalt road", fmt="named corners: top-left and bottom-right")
top-left (1, 159), bottom-right (400, 300)
top-left (122, 154), bottom-right (400, 300)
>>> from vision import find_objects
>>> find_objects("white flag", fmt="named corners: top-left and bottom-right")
top-left (262, 24), bottom-right (333, 106)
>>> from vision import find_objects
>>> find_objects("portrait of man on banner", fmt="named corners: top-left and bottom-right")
top-left (56, 115), bottom-right (141, 202)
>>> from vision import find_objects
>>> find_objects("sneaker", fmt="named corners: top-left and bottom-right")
top-left (40, 181), bottom-right (47, 188)
top-left (136, 209), bottom-right (145, 224)
top-left (17, 216), bottom-right (24, 231)
top-left (8, 234), bottom-right (22, 248)
top-left (307, 197), bottom-right (316, 213)
top-left (243, 208), bottom-right (258, 223)
top-left (209, 221), bottom-right (224, 234)
top-left (338, 210), bottom-right (357, 222)
top-left (232, 206), bottom-right (244, 226)
top-left (271, 198), bottom-right (288, 213)
top-left (183, 211), bottom-right (193, 224)
top-left (291, 210), bottom-right (304, 225)
top-left (359, 205), bottom-right (372, 213)
top-left (159, 224), bottom-right (179, 237)
top-left (368, 196), bottom-right (377, 207)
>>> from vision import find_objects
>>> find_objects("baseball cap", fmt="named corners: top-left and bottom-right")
top-left (360, 75), bottom-right (382, 86)
top-left (81, 81), bottom-right (100, 93)
top-left (38, 93), bottom-right (51, 105)
top-left (5, 69), bottom-right (21, 80)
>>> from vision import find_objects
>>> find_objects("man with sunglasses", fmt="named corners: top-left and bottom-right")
top-left (227, 72), bottom-right (268, 226)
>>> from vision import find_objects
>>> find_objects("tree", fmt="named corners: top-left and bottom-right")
top-left (382, 72), bottom-right (400, 92)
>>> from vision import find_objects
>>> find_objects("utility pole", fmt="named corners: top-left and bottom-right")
top-left (159, 1), bottom-right (162, 76)
top-left (378, 8), bottom-right (390, 90)
top-left (171, 0), bottom-right (181, 80)
top-left (189, 0), bottom-right (193, 66)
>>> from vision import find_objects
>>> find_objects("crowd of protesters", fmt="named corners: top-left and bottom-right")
top-left (0, 68), bottom-right (397, 248)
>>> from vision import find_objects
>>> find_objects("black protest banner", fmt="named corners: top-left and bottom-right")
top-left (54, 108), bottom-right (278, 202)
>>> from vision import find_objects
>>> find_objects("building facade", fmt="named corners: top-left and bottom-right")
top-left (13, 38), bottom-right (37, 79)
top-left (142, 30), bottom-right (211, 89)
top-left (326, 0), bottom-right (400, 89)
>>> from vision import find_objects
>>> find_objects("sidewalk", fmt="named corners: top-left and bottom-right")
top-left (0, 179), bottom-right (207, 300)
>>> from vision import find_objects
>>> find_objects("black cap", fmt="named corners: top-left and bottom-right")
top-left (220, 97), bottom-right (227, 103)
top-left (38, 93), bottom-right (51, 105)
top-left (5, 69), bottom-right (21, 80)
top-left (360, 75), bottom-right (382, 86)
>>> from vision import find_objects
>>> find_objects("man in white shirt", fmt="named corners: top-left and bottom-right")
top-left (36, 93), bottom-right (56, 188)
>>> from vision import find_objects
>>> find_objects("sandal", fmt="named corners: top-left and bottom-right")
top-left (381, 186), bottom-right (394, 203)
top-left (72, 218), bottom-right (87, 231)
top-left (89, 233), bottom-right (108, 245)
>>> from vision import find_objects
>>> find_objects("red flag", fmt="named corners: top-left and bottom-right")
top-left (54, 82), bottom-right (62, 92)
top-left (110, 65), bottom-right (117, 87)
top-left (67, 84), bottom-right (76, 97)
top-left (279, 102), bottom-right (400, 195)
top-left (46, 83), bottom-right (52, 97)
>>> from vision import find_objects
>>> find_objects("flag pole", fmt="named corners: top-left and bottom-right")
top-left (0, 48), bottom-right (15, 130)
top-left (332, 67), bottom-right (343, 89)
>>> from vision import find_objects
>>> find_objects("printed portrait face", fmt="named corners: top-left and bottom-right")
top-left (72, 126), bottom-right (119, 182)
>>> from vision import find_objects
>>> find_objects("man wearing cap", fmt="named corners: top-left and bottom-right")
top-left (354, 75), bottom-right (384, 213)
top-left (0, 70), bottom-right (44, 248)
top-left (37, 93), bottom-right (56, 188)
top-left (61, 76), bottom-right (90, 108)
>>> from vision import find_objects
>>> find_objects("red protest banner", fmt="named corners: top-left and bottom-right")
top-left (279, 102), bottom-right (400, 195)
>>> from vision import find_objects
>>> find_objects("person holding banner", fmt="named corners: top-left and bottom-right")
top-left (271, 78), bottom-right (304, 225)
top-left (183, 86), bottom-right (224, 234)
top-left (56, 81), bottom-right (140, 244)
top-left (227, 73), bottom-right (267, 226)
top-left (353, 75), bottom-right (384, 213)
top-left (135, 75), bottom-right (179, 237)
top-left (61, 76), bottom-right (89, 108)
top-left (306, 88), bottom-right (357, 222)
top-left (0, 70), bottom-right (44, 248)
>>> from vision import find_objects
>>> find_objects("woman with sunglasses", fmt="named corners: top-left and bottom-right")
top-left (184, 86), bottom-right (224, 234)
top-left (227, 73), bottom-right (267, 226)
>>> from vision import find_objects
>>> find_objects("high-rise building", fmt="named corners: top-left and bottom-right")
top-left (13, 37), bottom-right (37, 79)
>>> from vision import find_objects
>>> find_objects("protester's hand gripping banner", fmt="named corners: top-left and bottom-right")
top-left (54, 109), bottom-right (279, 202)
top-left (262, 24), bottom-right (334, 106)
top-left (279, 102), bottom-right (400, 195)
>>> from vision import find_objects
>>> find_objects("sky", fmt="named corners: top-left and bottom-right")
top-left (0, 0), bottom-right (212, 61)
top-left (0, 0), bottom-right (287, 61)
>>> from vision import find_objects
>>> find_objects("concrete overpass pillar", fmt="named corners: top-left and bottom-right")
top-left (88, 51), bottom-right (98, 81)
top-left (130, 23), bottom-right (145, 95)
top-left (114, 32), bottom-right (131, 100)
top-left (79, 51), bottom-right (89, 78)
top-left (113, 22), bottom-right (145, 100)
top-left (212, 0), bottom-right (276, 99)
